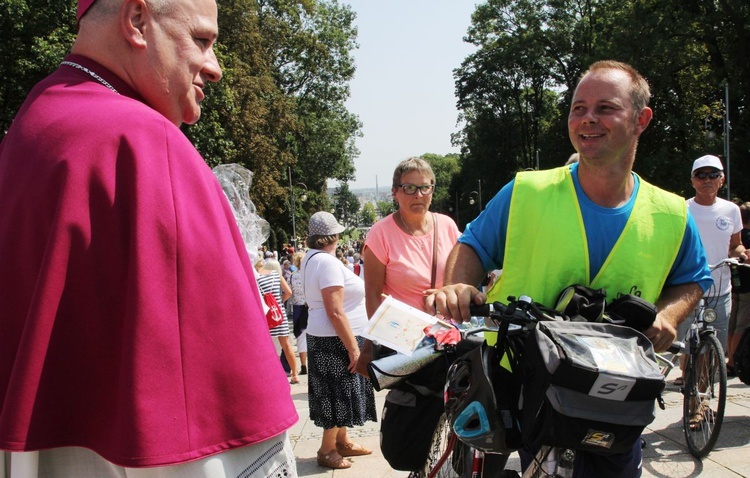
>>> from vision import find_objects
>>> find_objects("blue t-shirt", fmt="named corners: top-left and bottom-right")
top-left (460, 163), bottom-right (712, 292)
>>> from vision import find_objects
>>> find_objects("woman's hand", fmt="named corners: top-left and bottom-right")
top-left (347, 346), bottom-right (361, 373)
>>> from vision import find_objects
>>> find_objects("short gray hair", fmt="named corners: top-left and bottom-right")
top-left (85, 0), bottom-right (172, 21)
top-left (392, 157), bottom-right (435, 190)
top-left (579, 60), bottom-right (651, 119)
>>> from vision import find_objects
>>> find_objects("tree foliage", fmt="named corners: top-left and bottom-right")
top-left (454, 0), bottom-right (750, 201)
top-left (360, 202), bottom-right (376, 227)
top-left (0, 0), bottom-right (77, 131)
top-left (376, 200), bottom-right (396, 219)
top-left (331, 182), bottom-right (359, 226)
top-left (421, 153), bottom-right (461, 214)
top-left (186, 0), bottom-right (362, 233)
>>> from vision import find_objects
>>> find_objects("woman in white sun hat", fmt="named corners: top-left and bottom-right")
top-left (300, 211), bottom-right (376, 470)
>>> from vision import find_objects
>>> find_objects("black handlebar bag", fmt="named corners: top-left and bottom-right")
top-left (519, 321), bottom-right (664, 453)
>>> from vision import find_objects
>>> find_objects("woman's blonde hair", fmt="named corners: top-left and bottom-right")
top-left (292, 251), bottom-right (305, 268)
top-left (264, 259), bottom-right (282, 275)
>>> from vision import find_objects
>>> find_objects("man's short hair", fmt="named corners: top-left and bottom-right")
top-left (84, 0), bottom-right (171, 22)
top-left (580, 60), bottom-right (651, 117)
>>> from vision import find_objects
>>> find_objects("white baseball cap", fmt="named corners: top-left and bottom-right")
top-left (691, 155), bottom-right (724, 173)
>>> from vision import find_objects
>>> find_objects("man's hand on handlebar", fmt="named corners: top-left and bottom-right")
top-left (423, 284), bottom-right (487, 323)
top-left (644, 315), bottom-right (678, 353)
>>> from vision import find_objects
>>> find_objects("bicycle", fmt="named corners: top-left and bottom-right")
top-left (415, 296), bottom-right (567, 478)
top-left (418, 292), bottom-right (668, 478)
top-left (413, 330), bottom-right (513, 478)
top-left (655, 257), bottom-right (750, 458)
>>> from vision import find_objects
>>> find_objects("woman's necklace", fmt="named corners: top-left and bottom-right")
top-left (61, 61), bottom-right (119, 95)
top-left (397, 211), bottom-right (429, 237)
top-left (396, 211), bottom-right (415, 235)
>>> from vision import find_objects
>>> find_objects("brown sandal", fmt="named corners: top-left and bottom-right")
top-left (689, 411), bottom-right (705, 431)
top-left (336, 442), bottom-right (373, 457)
top-left (317, 451), bottom-right (352, 469)
top-left (688, 402), bottom-right (714, 431)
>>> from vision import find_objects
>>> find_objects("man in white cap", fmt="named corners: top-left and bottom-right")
top-left (0, 0), bottom-right (298, 476)
top-left (685, 155), bottom-right (747, 353)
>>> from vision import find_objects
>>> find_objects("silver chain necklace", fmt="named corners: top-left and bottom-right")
top-left (61, 61), bottom-right (119, 94)
top-left (397, 210), bottom-right (427, 236)
top-left (397, 211), bottom-right (415, 235)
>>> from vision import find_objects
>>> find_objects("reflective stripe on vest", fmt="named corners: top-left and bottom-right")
top-left (487, 166), bottom-right (686, 308)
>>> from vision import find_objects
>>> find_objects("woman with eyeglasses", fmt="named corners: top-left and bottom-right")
top-left (361, 157), bottom-right (460, 318)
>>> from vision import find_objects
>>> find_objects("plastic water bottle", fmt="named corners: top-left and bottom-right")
top-left (470, 316), bottom-right (484, 328)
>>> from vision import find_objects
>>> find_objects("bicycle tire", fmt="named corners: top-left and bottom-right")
top-left (682, 333), bottom-right (727, 458)
top-left (415, 412), bottom-right (471, 478)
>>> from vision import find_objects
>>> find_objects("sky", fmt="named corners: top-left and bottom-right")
top-left (338, 0), bottom-right (479, 191)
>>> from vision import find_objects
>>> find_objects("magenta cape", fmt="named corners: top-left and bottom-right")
top-left (0, 55), bottom-right (297, 467)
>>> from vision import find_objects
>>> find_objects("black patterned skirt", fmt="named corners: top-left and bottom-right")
top-left (307, 335), bottom-right (377, 429)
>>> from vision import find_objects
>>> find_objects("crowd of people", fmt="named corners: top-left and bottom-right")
top-left (0, 1), bottom-right (747, 476)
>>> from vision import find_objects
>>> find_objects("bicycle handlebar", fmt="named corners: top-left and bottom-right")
top-left (709, 257), bottom-right (749, 270)
top-left (468, 295), bottom-right (566, 329)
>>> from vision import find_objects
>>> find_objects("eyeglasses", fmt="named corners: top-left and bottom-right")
top-left (693, 172), bottom-right (723, 180)
top-left (397, 183), bottom-right (435, 195)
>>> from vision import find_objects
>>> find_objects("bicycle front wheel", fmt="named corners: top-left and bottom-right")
top-left (417, 412), bottom-right (471, 478)
top-left (682, 333), bottom-right (727, 458)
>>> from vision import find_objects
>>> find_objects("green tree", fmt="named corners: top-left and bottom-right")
top-left (376, 200), bottom-right (396, 219)
top-left (332, 182), bottom-right (359, 227)
top-left (422, 153), bottom-right (461, 214)
top-left (1, 0), bottom-right (77, 132)
top-left (238, 0), bottom-right (361, 237)
top-left (360, 202), bottom-right (376, 227)
top-left (454, 0), bottom-right (750, 199)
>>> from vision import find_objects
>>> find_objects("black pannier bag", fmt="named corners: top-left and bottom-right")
top-left (380, 337), bottom-right (484, 471)
top-left (379, 355), bottom-right (449, 471)
top-left (520, 321), bottom-right (665, 453)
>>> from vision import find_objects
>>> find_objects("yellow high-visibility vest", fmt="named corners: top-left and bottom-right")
top-left (487, 166), bottom-right (686, 308)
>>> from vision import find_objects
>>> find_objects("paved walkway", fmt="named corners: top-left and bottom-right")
top-left (287, 366), bottom-right (750, 477)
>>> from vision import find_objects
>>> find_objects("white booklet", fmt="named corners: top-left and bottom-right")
top-left (362, 295), bottom-right (441, 356)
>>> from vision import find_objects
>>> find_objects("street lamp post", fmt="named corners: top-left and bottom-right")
top-left (452, 190), bottom-right (459, 226)
top-left (468, 180), bottom-right (483, 212)
top-left (724, 82), bottom-right (731, 200)
top-left (288, 166), bottom-right (308, 248)
top-left (478, 179), bottom-right (483, 211)
top-left (469, 191), bottom-right (480, 215)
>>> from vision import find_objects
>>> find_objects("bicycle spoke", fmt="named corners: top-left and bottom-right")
top-left (423, 413), bottom-right (469, 478)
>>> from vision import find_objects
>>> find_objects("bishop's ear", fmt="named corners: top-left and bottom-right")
top-left (120, 0), bottom-right (149, 49)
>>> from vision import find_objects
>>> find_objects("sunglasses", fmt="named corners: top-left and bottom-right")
top-left (693, 172), bottom-right (723, 180)
top-left (397, 183), bottom-right (435, 195)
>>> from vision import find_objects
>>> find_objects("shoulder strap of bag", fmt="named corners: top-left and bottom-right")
top-left (431, 213), bottom-right (438, 289)
top-left (302, 251), bottom-right (325, 304)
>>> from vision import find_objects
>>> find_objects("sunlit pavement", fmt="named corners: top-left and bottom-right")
top-left (287, 359), bottom-right (750, 477)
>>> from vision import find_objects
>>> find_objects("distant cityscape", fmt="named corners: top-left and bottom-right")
top-left (327, 186), bottom-right (392, 207)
